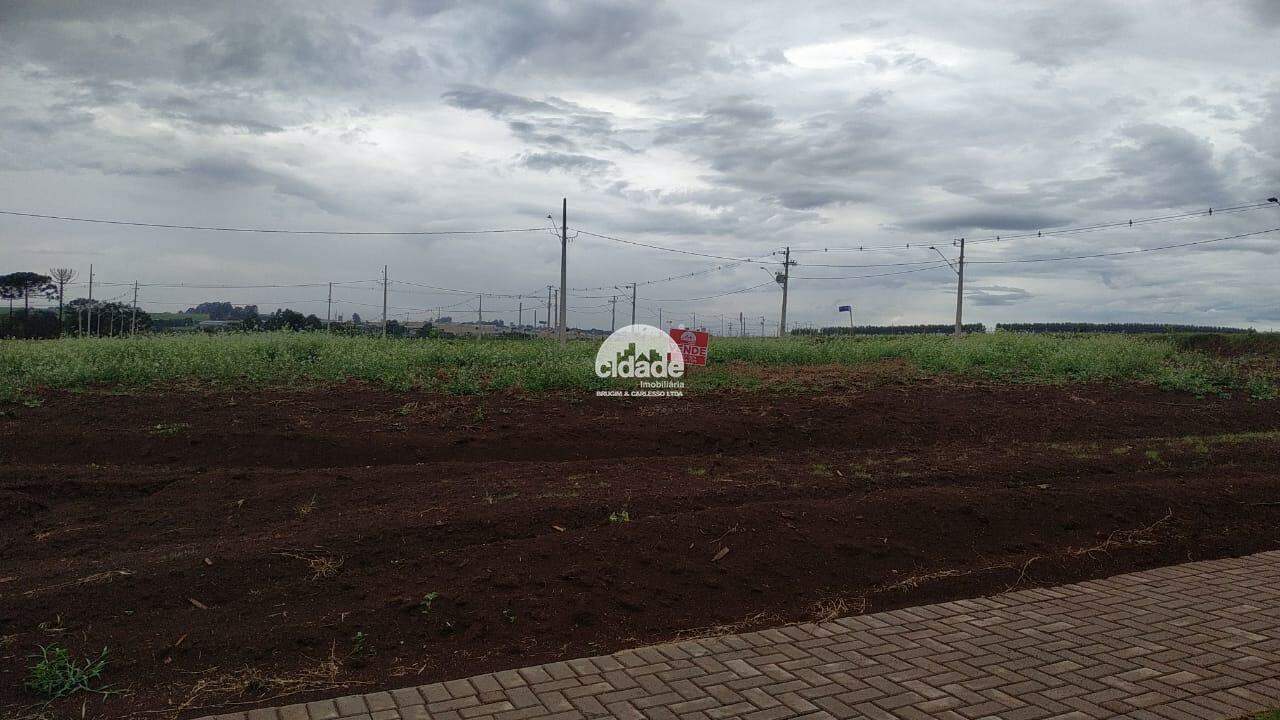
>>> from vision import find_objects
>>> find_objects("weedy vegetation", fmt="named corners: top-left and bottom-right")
top-left (24, 645), bottom-right (113, 701)
top-left (0, 331), bottom-right (1275, 401)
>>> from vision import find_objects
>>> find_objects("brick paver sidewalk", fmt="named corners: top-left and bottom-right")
top-left (202, 551), bottom-right (1280, 720)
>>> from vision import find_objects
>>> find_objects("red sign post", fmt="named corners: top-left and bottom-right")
top-left (670, 328), bottom-right (710, 366)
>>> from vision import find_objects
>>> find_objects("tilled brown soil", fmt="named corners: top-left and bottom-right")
top-left (2, 373), bottom-right (1279, 719)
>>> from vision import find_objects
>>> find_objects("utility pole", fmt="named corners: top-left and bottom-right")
top-left (630, 283), bottom-right (637, 325)
top-left (518, 301), bottom-right (523, 328)
top-left (692, 312), bottom-right (697, 330)
top-left (478, 294), bottom-right (483, 325)
top-left (130, 281), bottom-right (138, 334)
top-left (658, 306), bottom-right (662, 329)
top-left (381, 265), bottom-right (389, 338)
top-left (739, 311), bottom-right (745, 337)
top-left (760, 316), bottom-right (766, 336)
top-left (327, 282), bottom-right (333, 331)
top-left (954, 237), bottom-right (966, 337)
top-left (779, 246), bottom-right (793, 337)
top-left (610, 295), bottom-right (617, 331)
top-left (558, 197), bottom-right (567, 346)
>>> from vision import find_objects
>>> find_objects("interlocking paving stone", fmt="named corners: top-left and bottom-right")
top-left (199, 552), bottom-right (1280, 720)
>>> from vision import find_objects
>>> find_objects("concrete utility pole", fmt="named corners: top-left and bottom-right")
top-left (630, 283), bottom-right (637, 325)
top-left (760, 316), bottom-right (766, 336)
top-left (610, 295), bottom-right (617, 332)
top-left (518, 301), bottom-right (523, 328)
top-left (779, 246), bottom-right (793, 337)
top-left (546, 285), bottom-right (553, 335)
top-left (381, 265), bottom-right (389, 338)
top-left (327, 282), bottom-right (333, 331)
top-left (478, 294), bottom-right (483, 325)
top-left (740, 311), bottom-right (744, 337)
top-left (954, 237), bottom-right (966, 337)
top-left (658, 307), bottom-right (663, 328)
top-left (130, 281), bottom-right (138, 334)
top-left (558, 197), bottom-right (568, 346)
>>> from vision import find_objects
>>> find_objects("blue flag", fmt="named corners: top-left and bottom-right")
top-left (838, 305), bottom-right (851, 312)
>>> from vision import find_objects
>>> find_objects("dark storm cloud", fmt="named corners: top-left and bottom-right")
top-left (1009, 3), bottom-right (1133, 68)
top-left (966, 285), bottom-right (1033, 306)
top-left (442, 86), bottom-right (560, 116)
top-left (1103, 124), bottom-right (1231, 206)
top-left (520, 151), bottom-right (614, 175)
top-left (1242, 0), bottom-right (1280, 26)
top-left (443, 85), bottom-right (634, 157)
top-left (899, 210), bottom-right (1073, 233)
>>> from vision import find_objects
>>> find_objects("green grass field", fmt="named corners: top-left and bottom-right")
top-left (0, 331), bottom-right (1275, 400)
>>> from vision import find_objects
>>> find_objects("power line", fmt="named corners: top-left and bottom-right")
top-left (0, 209), bottom-right (548, 236)
top-left (790, 263), bottom-right (956, 281)
top-left (639, 281), bottom-right (777, 303)
top-left (572, 228), bottom-right (786, 264)
top-left (787, 199), bottom-right (1277, 254)
top-left (965, 226), bottom-right (1280, 265)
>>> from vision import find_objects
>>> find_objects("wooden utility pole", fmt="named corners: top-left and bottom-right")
top-left (558, 198), bottom-right (567, 345)
top-left (130, 281), bottom-right (138, 334)
top-left (953, 237), bottom-right (966, 337)
top-left (382, 265), bottom-right (388, 338)
top-left (779, 246), bottom-right (793, 337)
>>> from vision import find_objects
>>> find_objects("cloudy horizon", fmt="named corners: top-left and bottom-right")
top-left (2, 0), bottom-right (1278, 331)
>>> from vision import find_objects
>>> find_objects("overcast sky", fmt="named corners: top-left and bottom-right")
top-left (2, 0), bottom-right (1279, 331)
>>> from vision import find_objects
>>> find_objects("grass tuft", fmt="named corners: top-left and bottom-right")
top-left (24, 645), bottom-right (112, 700)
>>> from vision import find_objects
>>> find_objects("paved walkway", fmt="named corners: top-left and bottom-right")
top-left (202, 552), bottom-right (1280, 720)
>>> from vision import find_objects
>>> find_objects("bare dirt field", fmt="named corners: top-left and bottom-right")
top-left (3, 368), bottom-right (1280, 718)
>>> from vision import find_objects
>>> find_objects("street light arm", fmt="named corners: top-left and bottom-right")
top-left (930, 246), bottom-right (959, 274)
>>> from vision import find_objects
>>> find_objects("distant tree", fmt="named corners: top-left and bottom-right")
top-left (385, 319), bottom-right (407, 337)
top-left (0, 272), bottom-right (57, 337)
top-left (304, 314), bottom-right (323, 331)
top-left (240, 310), bottom-right (261, 331)
top-left (262, 308), bottom-right (308, 331)
top-left (49, 268), bottom-right (77, 334)
top-left (351, 312), bottom-right (362, 325)
top-left (414, 322), bottom-right (438, 339)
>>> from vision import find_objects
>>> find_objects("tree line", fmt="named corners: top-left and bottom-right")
top-left (0, 269), bottom-right (154, 339)
top-left (994, 323), bottom-right (1254, 334)
top-left (792, 324), bottom-right (988, 336)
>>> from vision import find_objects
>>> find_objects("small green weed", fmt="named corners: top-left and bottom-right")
top-left (150, 422), bottom-right (190, 437)
top-left (687, 467), bottom-right (707, 477)
top-left (418, 591), bottom-right (440, 614)
top-left (395, 401), bottom-right (420, 416)
top-left (25, 645), bottom-right (112, 700)
top-left (501, 609), bottom-right (516, 624)
top-left (350, 631), bottom-right (371, 657)
top-left (608, 510), bottom-right (631, 524)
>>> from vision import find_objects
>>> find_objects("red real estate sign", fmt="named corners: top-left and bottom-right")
top-left (670, 328), bottom-right (710, 366)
